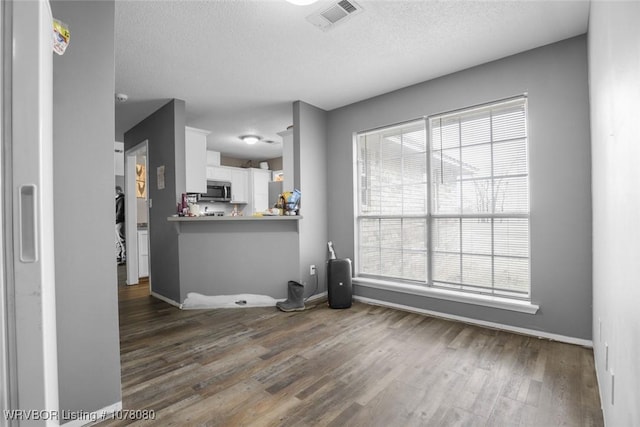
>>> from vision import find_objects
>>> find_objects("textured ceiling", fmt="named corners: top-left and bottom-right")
top-left (115, 0), bottom-right (590, 160)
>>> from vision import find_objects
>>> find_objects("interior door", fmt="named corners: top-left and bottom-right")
top-left (125, 141), bottom-right (150, 287)
top-left (1, 0), bottom-right (59, 422)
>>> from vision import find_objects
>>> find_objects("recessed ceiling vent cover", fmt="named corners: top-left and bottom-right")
top-left (306, 0), bottom-right (363, 31)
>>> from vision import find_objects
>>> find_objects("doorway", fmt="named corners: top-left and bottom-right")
top-left (124, 140), bottom-right (150, 290)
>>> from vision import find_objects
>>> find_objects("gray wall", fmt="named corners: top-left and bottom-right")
top-left (326, 36), bottom-right (592, 340)
top-left (589, 2), bottom-right (640, 424)
top-left (51, 0), bottom-right (121, 415)
top-left (293, 102), bottom-right (329, 296)
top-left (124, 100), bottom-right (186, 302)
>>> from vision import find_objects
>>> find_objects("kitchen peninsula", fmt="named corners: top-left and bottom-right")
top-left (167, 214), bottom-right (302, 305)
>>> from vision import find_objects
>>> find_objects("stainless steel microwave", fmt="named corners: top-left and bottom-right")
top-left (199, 181), bottom-right (231, 202)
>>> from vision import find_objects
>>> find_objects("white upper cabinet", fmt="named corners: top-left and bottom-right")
top-left (247, 168), bottom-right (271, 214)
top-left (206, 165), bottom-right (232, 182)
top-left (205, 166), bottom-right (248, 203)
top-left (204, 166), bottom-right (270, 212)
top-left (185, 127), bottom-right (210, 193)
top-left (230, 168), bottom-right (248, 203)
top-left (278, 129), bottom-right (294, 192)
top-left (206, 150), bottom-right (221, 166)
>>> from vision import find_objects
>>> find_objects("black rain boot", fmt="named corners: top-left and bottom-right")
top-left (276, 281), bottom-right (305, 312)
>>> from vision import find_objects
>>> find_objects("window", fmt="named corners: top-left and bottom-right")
top-left (357, 122), bottom-right (429, 282)
top-left (355, 97), bottom-right (530, 299)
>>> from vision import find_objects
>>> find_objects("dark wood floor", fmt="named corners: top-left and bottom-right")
top-left (99, 282), bottom-right (603, 426)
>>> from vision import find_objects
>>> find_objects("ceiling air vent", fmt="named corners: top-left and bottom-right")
top-left (306, 0), bottom-right (363, 32)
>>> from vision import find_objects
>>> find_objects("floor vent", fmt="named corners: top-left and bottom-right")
top-left (306, 0), bottom-right (363, 31)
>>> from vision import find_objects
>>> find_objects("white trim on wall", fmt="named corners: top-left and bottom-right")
top-left (124, 140), bottom-right (148, 287)
top-left (59, 401), bottom-right (122, 427)
top-left (354, 295), bottom-right (592, 348)
top-left (150, 291), bottom-right (182, 309)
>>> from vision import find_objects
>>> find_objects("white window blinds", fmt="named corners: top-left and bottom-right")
top-left (355, 96), bottom-right (530, 299)
top-left (429, 98), bottom-right (529, 297)
top-left (357, 122), bottom-right (429, 282)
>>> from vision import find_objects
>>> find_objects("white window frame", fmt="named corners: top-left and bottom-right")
top-left (353, 96), bottom-right (538, 314)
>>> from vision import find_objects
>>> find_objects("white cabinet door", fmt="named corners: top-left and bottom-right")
top-left (248, 168), bottom-right (271, 214)
top-left (278, 129), bottom-right (294, 192)
top-left (230, 168), bottom-right (248, 203)
top-left (205, 166), bottom-right (215, 181)
top-left (185, 127), bottom-right (209, 193)
top-left (206, 166), bottom-right (232, 182)
top-left (206, 150), bottom-right (221, 166)
top-left (137, 230), bottom-right (149, 278)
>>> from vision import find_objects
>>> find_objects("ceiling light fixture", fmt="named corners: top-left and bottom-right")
top-left (285, 0), bottom-right (319, 5)
top-left (240, 135), bottom-right (261, 145)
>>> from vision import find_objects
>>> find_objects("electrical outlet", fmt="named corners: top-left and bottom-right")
top-left (310, 265), bottom-right (316, 276)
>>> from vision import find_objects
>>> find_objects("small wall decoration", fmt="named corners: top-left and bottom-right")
top-left (52, 19), bottom-right (70, 55)
top-left (157, 165), bottom-right (165, 190)
top-left (136, 163), bottom-right (146, 198)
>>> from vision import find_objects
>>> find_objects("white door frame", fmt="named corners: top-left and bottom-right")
top-left (0, 0), bottom-right (10, 417)
top-left (2, 0), bottom-right (59, 423)
top-left (124, 140), bottom-right (149, 286)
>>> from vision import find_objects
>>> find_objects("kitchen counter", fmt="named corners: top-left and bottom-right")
top-left (167, 215), bottom-right (302, 222)
top-left (166, 213), bottom-right (301, 305)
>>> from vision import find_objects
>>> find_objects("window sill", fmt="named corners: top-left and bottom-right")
top-left (352, 277), bottom-right (539, 314)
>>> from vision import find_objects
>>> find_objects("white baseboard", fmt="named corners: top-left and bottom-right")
top-left (59, 401), bottom-right (122, 427)
top-left (150, 291), bottom-right (182, 309)
top-left (354, 295), bottom-right (593, 348)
